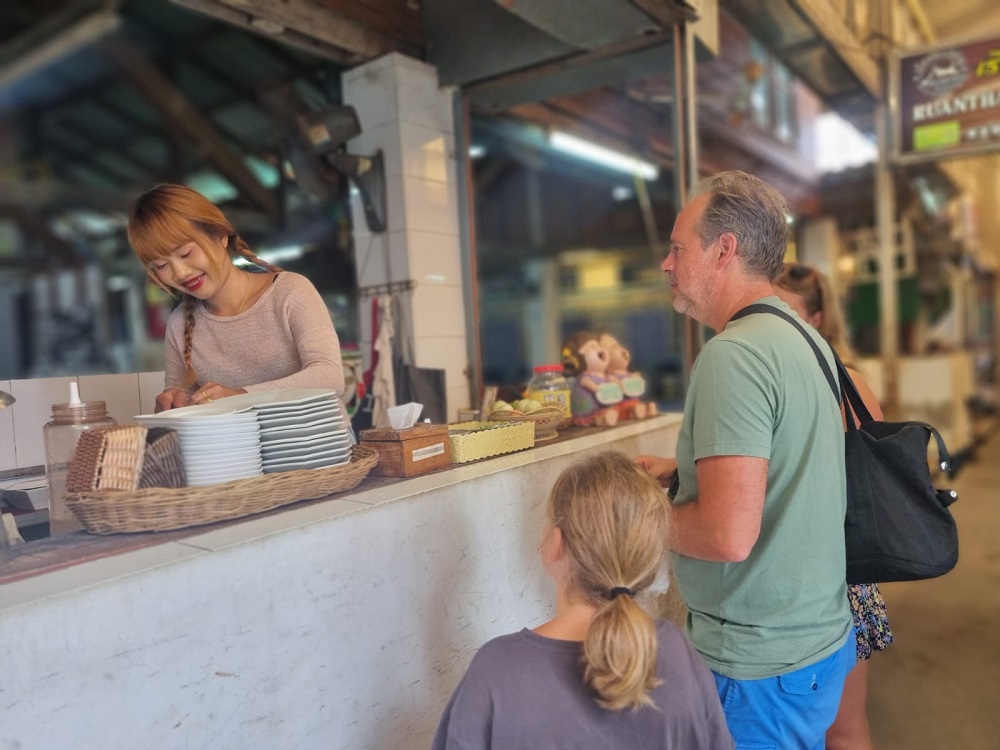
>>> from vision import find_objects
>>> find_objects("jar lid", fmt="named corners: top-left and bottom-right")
top-left (533, 364), bottom-right (564, 373)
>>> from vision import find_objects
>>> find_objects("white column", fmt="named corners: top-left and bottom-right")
top-left (342, 54), bottom-right (469, 421)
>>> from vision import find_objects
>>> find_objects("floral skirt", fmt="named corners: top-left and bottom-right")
top-left (848, 583), bottom-right (893, 660)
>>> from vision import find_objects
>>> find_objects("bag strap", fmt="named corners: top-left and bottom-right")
top-left (731, 303), bottom-right (953, 471)
top-left (730, 304), bottom-right (840, 404)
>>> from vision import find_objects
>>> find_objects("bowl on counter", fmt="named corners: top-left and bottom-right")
top-left (487, 406), bottom-right (564, 441)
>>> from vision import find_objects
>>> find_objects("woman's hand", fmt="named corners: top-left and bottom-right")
top-left (634, 454), bottom-right (678, 488)
top-left (154, 388), bottom-right (193, 413)
top-left (190, 382), bottom-right (248, 405)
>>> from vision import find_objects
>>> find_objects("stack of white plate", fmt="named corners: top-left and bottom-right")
top-left (134, 410), bottom-right (262, 486)
top-left (134, 388), bottom-right (354, 483)
top-left (253, 391), bottom-right (353, 473)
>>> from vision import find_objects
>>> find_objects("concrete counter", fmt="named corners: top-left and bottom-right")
top-left (0, 414), bottom-right (681, 750)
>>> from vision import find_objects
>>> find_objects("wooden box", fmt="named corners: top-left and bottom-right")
top-left (359, 424), bottom-right (453, 477)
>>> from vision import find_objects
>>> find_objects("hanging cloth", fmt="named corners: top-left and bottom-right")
top-left (390, 291), bottom-right (448, 424)
top-left (370, 294), bottom-right (396, 429)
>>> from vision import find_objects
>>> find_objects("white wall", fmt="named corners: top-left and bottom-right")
top-left (0, 372), bottom-right (164, 472)
top-left (0, 416), bottom-right (681, 750)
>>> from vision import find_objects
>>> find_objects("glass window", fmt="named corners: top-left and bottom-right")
top-left (772, 60), bottom-right (797, 143)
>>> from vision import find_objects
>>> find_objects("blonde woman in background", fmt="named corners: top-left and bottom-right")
top-left (774, 263), bottom-right (893, 750)
top-left (432, 451), bottom-right (733, 750)
top-left (128, 184), bottom-right (344, 412)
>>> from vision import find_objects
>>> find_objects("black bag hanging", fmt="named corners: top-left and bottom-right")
top-left (836, 355), bottom-right (959, 583)
top-left (732, 304), bottom-right (960, 584)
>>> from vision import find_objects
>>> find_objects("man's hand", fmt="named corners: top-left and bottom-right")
top-left (154, 388), bottom-right (192, 413)
top-left (634, 455), bottom-right (678, 488)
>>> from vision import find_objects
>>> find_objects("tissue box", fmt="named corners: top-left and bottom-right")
top-left (359, 424), bottom-right (452, 477)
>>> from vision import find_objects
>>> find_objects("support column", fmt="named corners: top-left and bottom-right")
top-left (342, 54), bottom-right (470, 421)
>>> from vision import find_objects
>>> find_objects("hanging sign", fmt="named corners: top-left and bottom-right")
top-left (894, 35), bottom-right (1000, 163)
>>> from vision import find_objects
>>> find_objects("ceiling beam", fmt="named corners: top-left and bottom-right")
top-left (311, 0), bottom-right (423, 51)
top-left (101, 36), bottom-right (279, 216)
top-left (466, 30), bottom-right (673, 99)
top-left (43, 139), bottom-right (145, 187)
top-left (629, 0), bottom-right (697, 27)
top-left (170, 0), bottom-right (406, 65)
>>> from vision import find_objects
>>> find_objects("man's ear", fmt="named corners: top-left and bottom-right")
top-left (715, 231), bottom-right (739, 267)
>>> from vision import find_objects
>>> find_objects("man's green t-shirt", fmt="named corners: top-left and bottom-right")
top-left (673, 297), bottom-right (852, 680)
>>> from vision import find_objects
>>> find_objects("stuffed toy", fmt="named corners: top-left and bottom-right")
top-left (598, 332), bottom-right (657, 420)
top-left (561, 331), bottom-right (623, 426)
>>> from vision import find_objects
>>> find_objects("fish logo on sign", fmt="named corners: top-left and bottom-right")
top-left (914, 50), bottom-right (969, 97)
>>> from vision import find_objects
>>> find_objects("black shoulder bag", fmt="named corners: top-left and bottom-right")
top-left (732, 304), bottom-right (960, 584)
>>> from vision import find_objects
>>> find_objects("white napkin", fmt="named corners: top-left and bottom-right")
top-left (387, 402), bottom-right (423, 430)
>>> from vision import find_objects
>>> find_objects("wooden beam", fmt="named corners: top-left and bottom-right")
top-left (101, 37), bottom-right (280, 216)
top-left (43, 116), bottom-right (164, 179)
top-left (312, 0), bottom-right (423, 51)
top-left (42, 138), bottom-right (146, 187)
top-left (170, 0), bottom-right (359, 64)
top-left (629, 0), bottom-right (696, 27)
top-left (213, 0), bottom-right (403, 60)
top-left (465, 30), bottom-right (672, 97)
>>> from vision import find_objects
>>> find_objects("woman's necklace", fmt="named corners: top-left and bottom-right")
top-left (237, 272), bottom-right (251, 314)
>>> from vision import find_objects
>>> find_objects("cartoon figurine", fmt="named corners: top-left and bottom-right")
top-left (561, 331), bottom-right (623, 426)
top-left (599, 332), bottom-right (657, 420)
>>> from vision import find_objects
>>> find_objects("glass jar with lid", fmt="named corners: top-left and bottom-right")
top-left (525, 365), bottom-right (572, 422)
top-left (43, 383), bottom-right (116, 536)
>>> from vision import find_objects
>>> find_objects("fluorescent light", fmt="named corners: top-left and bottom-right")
top-left (549, 131), bottom-right (659, 181)
top-left (0, 11), bottom-right (121, 89)
top-left (469, 144), bottom-right (487, 159)
top-left (257, 245), bottom-right (305, 264)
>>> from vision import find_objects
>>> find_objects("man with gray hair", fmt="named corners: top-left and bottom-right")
top-left (637, 171), bottom-right (855, 748)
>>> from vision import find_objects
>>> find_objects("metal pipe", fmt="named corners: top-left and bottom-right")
top-left (875, 98), bottom-right (899, 417)
top-left (672, 20), bottom-right (700, 382)
top-left (453, 92), bottom-right (484, 409)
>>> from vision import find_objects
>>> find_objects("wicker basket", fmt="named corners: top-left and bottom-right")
top-left (488, 406), bottom-right (563, 439)
top-left (66, 425), bottom-right (148, 493)
top-left (448, 421), bottom-right (535, 463)
top-left (139, 428), bottom-right (186, 489)
top-left (64, 445), bottom-right (379, 535)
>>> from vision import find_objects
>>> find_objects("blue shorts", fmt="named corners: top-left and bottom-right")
top-left (712, 627), bottom-right (857, 750)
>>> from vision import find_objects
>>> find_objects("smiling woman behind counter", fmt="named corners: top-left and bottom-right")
top-left (128, 184), bottom-right (345, 413)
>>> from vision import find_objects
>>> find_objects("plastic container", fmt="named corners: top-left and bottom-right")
top-left (525, 365), bottom-right (572, 421)
top-left (43, 383), bottom-right (116, 536)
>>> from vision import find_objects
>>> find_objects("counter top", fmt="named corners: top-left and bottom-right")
top-left (1, 411), bottom-right (683, 750)
top-left (0, 413), bottom-right (681, 609)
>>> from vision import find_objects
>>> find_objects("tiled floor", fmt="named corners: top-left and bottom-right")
top-left (868, 429), bottom-right (1000, 749)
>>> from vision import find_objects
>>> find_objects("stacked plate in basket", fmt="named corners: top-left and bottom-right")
top-left (254, 391), bottom-right (353, 473)
top-left (134, 410), bottom-right (262, 486)
top-left (134, 389), bottom-right (354, 485)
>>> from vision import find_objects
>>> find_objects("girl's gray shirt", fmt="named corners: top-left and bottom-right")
top-left (432, 620), bottom-right (734, 750)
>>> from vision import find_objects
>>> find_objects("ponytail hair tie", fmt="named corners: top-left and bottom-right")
top-left (608, 586), bottom-right (634, 600)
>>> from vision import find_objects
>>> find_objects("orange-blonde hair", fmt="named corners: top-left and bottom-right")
top-left (547, 451), bottom-right (670, 711)
top-left (127, 184), bottom-right (281, 386)
top-left (774, 262), bottom-right (856, 363)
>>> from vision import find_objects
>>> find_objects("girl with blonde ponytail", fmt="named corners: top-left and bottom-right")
top-left (127, 184), bottom-right (344, 412)
top-left (432, 451), bottom-right (733, 749)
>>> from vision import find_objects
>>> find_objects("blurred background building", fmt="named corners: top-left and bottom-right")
top-left (1, 0), bottom-right (998, 453)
